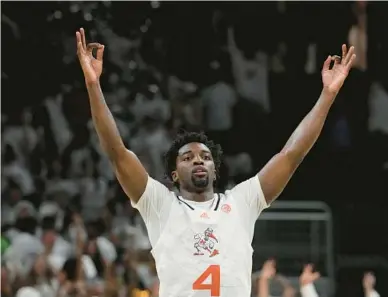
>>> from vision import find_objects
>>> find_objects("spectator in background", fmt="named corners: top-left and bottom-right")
top-left (3, 203), bottom-right (42, 279)
top-left (255, 259), bottom-right (276, 297)
top-left (348, 1), bottom-right (368, 72)
top-left (2, 108), bottom-right (38, 165)
top-left (42, 90), bottom-right (73, 155)
top-left (226, 25), bottom-right (272, 166)
top-left (167, 75), bottom-right (202, 131)
top-left (227, 26), bottom-right (270, 114)
top-left (2, 141), bottom-right (36, 198)
top-left (276, 275), bottom-right (296, 297)
top-left (79, 156), bottom-right (109, 221)
top-left (40, 215), bottom-right (72, 262)
top-left (254, 259), bottom-right (321, 297)
top-left (45, 159), bottom-right (79, 199)
top-left (343, 0), bottom-right (371, 149)
top-left (368, 80), bottom-right (388, 169)
top-left (363, 272), bottom-right (380, 297)
top-left (201, 62), bottom-right (237, 154)
top-left (299, 264), bottom-right (320, 297)
top-left (87, 119), bottom-right (115, 182)
top-left (130, 82), bottom-right (170, 125)
top-left (15, 287), bottom-right (41, 297)
top-left (130, 116), bottom-right (171, 181)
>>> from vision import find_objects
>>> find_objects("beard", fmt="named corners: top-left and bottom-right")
top-left (191, 175), bottom-right (209, 189)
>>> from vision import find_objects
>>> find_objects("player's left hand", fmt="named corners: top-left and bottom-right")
top-left (299, 264), bottom-right (320, 286)
top-left (321, 44), bottom-right (356, 95)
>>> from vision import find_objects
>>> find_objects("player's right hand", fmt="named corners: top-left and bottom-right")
top-left (76, 28), bottom-right (105, 84)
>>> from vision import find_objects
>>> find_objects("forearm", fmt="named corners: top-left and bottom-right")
top-left (257, 278), bottom-right (270, 297)
top-left (258, 89), bottom-right (336, 202)
top-left (86, 81), bottom-right (126, 161)
top-left (281, 89), bottom-right (335, 162)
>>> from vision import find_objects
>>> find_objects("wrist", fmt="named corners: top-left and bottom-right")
top-left (364, 287), bottom-right (373, 294)
top-left (85, 80), bottom-right (100, 88)
top-left (321, 87), bottom-right (338, 101)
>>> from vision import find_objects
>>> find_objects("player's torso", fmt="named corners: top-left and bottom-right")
top-left (152, 194), bottom-right (253, 297)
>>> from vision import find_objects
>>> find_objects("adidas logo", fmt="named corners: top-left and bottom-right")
top-left (200, 212), bottom-right (209, 219)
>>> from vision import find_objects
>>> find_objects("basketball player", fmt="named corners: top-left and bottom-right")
top-left (76, 28), bottom-right (355, 297)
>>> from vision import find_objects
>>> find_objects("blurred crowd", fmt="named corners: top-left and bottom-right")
top-left (1, 1), bottom-right (387, 297)
top-left (251, 260), bottom-right (380, 297)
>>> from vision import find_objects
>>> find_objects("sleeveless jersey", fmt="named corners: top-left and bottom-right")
top-left (151, 193), bottom-right (254, 297)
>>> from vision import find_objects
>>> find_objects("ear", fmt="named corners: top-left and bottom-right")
top-left (171, 171), bottom-right (179, 182)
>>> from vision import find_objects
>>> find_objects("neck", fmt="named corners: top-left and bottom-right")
top-left (180, 188), bottom-right (214, 202)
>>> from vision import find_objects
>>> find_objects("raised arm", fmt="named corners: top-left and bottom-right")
top-left (76, 28), bottom-right (147, 203)
top-left (257, 259), bottom-right (276, 297)
top-left (363, 272), bottom-right (380, 297)
top-left (299, 264), bottom-right (320, 297)
top-left (259, 45), bottom-right (356, 204)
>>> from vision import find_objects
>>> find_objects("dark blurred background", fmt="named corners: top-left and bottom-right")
top-left (1, 1), bottom-right (388, 297)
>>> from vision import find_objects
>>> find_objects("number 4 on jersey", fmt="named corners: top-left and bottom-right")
top-left (192, 265), bottom-right (220, 296)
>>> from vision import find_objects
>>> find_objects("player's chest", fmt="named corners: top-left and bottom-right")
top-left (168, 201), bottom-right (239, 244)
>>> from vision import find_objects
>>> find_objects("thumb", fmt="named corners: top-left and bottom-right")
top-left (312, 272), bottom-right (320, 281)
top-left (96, 45), bottom-right (105, 61)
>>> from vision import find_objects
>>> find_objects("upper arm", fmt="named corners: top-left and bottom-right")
top-left (131, 175), bottom-right (172, 226)
top-left (112, 148), bottom-right (149, 203)
top-left (258, 152), bottom-right (299, 204)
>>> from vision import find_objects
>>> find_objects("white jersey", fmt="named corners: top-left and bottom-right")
top-left (132, 175), bottom-right (268, 297)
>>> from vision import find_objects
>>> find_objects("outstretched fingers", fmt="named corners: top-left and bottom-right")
top-left (76, 32), bottom-right (84, 54)
top-left (341, 44), bottom-right (356, 69)
top-left (344, 45), bottom-right (355, 65)
top-left (80, 28), bottom-right (87, 50)
top-left (76, 28), bottom-right (105, 62)
top-left (342, 44), bottom-right (347, 63)
top-left (346, 52), bottom-right (356, 70)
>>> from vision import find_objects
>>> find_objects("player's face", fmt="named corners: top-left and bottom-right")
top-left (174, 142), bottom-right (215, 191)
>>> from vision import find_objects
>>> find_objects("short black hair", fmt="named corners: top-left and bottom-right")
top-left (164, 131), bottom-right (223, 185)
top-left (62, 258), bottom-right (77, 281)
top-left (41, 216), bottom-right (56, 231)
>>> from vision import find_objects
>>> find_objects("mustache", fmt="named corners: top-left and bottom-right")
top-left (191, 166), bottom-right (208, 174)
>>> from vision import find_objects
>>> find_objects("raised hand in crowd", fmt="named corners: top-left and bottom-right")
top-left (299, 264), bottom-right (320, 297)
top-left (257, 259), bottom-right (276, 297)
top-left (363, 272), bottom-right (380, 297)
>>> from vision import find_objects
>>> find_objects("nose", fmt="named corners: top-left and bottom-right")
top-left (193, 155), bottom-right (204, 166)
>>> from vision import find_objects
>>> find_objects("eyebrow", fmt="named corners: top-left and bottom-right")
top-left (178, 150), bottom-right (211, 156)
